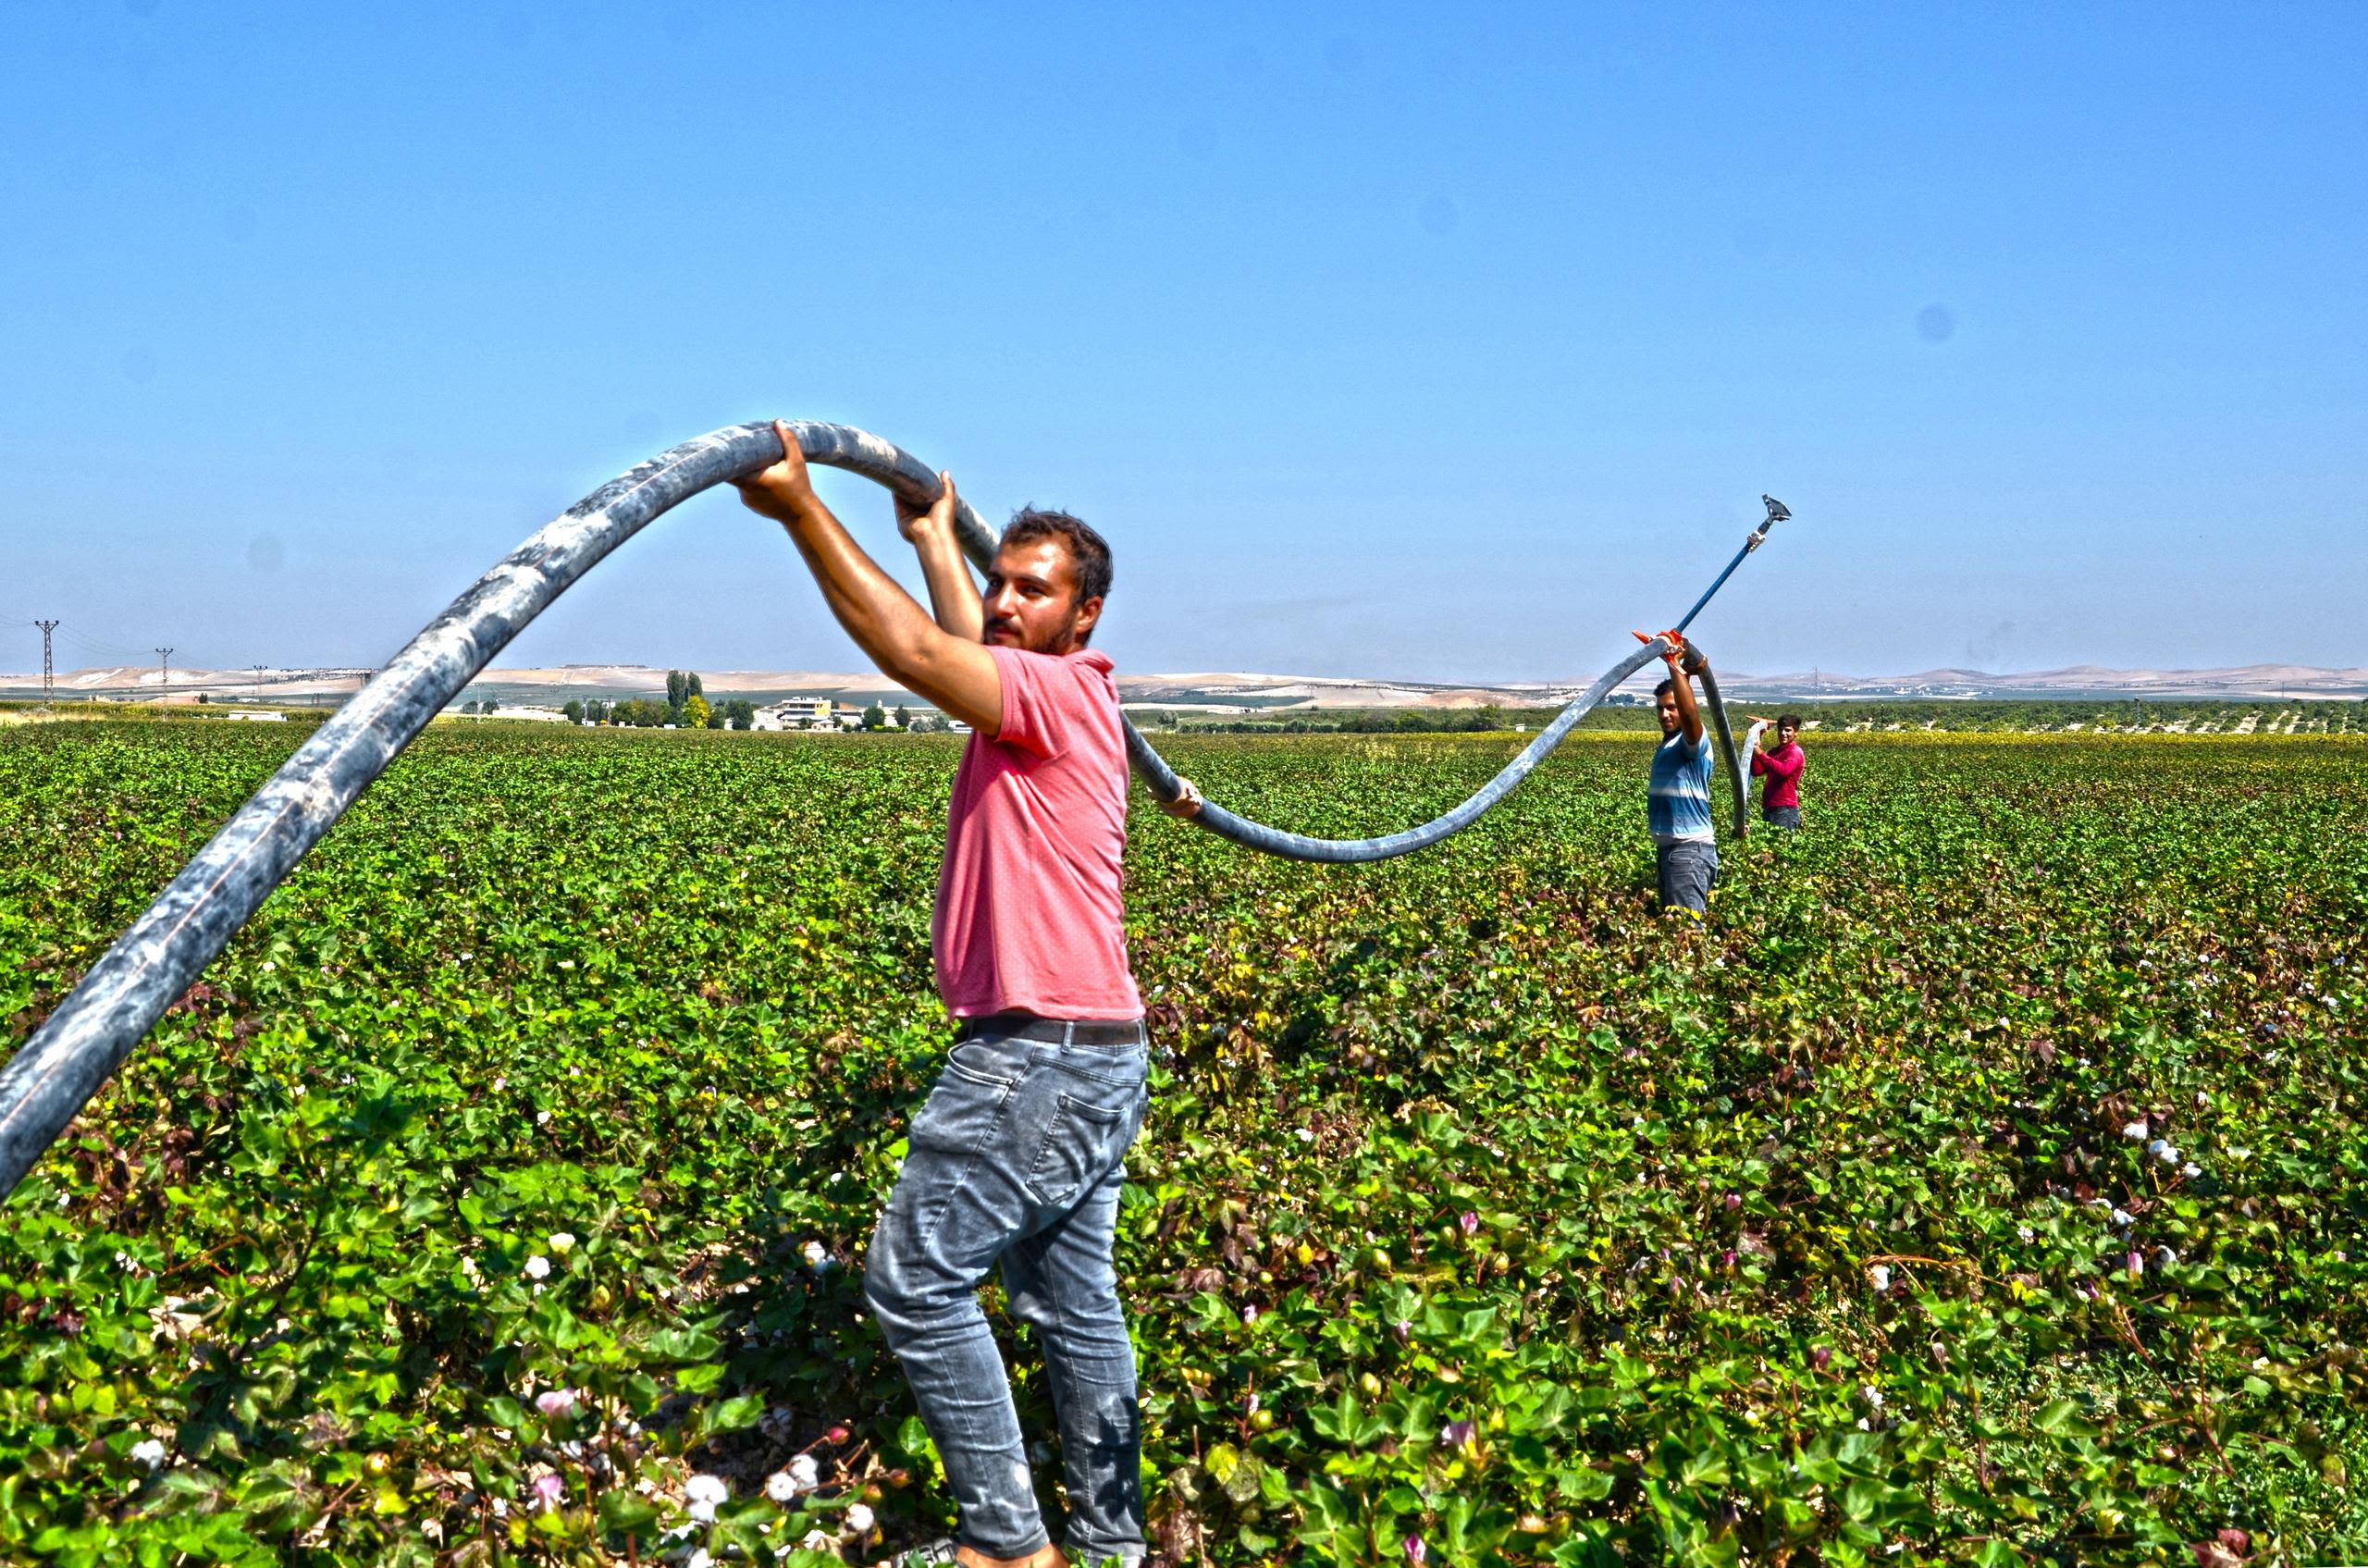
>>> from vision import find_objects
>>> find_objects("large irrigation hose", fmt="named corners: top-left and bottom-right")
top-left (1699, 663), bottom-right (1753, 843)
top-left (0, 421), bottom-right (1770, 1200)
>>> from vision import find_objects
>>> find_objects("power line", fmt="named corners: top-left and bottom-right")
top-left (56, 623), bottom-right (160, 661)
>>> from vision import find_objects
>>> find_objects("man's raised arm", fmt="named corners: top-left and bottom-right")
top-left (896, 474), bottom-right (986, 642)
top-left (733, 421), bottom-right (1003, 735)
top-left (1650, 629), bottom-right (1707, 746)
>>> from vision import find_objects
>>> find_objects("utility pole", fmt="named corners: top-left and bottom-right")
top-left (154, 647), bottom-right (174, 705)
top-left (35, 621), bottom-right (59, 704)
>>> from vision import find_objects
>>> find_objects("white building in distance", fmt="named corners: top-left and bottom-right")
top-left (753, 698), bottom-right (835, 731)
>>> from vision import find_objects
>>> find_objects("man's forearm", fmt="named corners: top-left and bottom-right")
top-left (1671, 673), bottom-right (1705, 744)
top-left (912, 527), bottom-right (984, 642)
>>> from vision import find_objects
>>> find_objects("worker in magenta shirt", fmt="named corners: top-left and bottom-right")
top-left (1744, 712), bottom-right (1807, 828)
top-left (735, 423), bottom-right (1195, 1568)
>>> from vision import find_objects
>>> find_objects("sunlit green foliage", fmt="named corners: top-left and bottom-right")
top-left (3, 724), bottom-right (2365, 1565)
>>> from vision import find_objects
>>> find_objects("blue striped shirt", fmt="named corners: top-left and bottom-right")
top-left (1647, 731), bottom-right (1716, 844)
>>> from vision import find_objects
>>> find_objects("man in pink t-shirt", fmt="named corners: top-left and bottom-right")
top-left (735, 424), bottom-right (1192, 1568)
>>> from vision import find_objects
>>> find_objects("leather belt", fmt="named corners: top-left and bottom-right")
top-left (956, 1011), bottom-right (1147, 1046)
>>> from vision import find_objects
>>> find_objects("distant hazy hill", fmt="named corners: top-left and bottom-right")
top-left (6, 661), bottom-right (2363, 707)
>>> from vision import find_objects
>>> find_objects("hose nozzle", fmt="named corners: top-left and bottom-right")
top-left (1744, 494), bottom-right (1790, 552)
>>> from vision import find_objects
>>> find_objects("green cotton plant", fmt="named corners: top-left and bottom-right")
top-left (2, 722), bottom-right (2368, 1563)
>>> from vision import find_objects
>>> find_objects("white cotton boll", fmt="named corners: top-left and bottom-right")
top-left (802, 1241), bottom-right (828, 1269)
top-left (2183, 1163), bottom-right (2202, 1179)
top-left (765, 1470), bottom-right (798, 1503)
top-left (548, 1232), bottom-right (576, 1254)
top-left (1296, 1128), bottom-right (1314, 1144)
top-left (2146, 1139), bottom-right (2172, 1161)
top-left (787, 1453), bottom-right (820, 1491)
top-left (687, 1500), bottom-right (716, 1524)
top-left (524, 1255), bottom-right (550, 1280)
top-left (844, 1502), bottom-right (875, 1535)
top-left (1868, 1264), bottom-right (1891, 1294)
top-left (1861, 1385), bottom-right (1884, 1408)
top-left (130, 1438), bottom-right (166, 1470)
top-left (2122, 1120), bottom-right (2148, 1141)
top-left (800, 1530), bottom-right (837, 1552)
top-left (686, 1551), bottom-right (713, 1568)
top-left (2111, 1209), bottom-right (2132, 1227)
top-left (685, 1474), bottom-right (729, 1505)
top-left (2017, 1225), bottom-right (2035, 1242)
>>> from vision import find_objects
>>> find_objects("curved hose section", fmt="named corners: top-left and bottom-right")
top-left (0, 419), bottom-right (1750, 1198)
top-left (1698, 663), bottom-right (1751, 843)
top-left (1124, 642), bottom-right (1683, 862)
top-left (0, 422), bottom-right (854, 1197)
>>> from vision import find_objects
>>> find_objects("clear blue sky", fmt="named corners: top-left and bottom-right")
top-left (4, 2), bottom-right (2362, 683)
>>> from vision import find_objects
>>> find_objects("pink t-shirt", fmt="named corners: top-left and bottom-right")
top-left (1751, 742), bottom-right (1805, 809)
top-left (931, 645), bottom-right (1142, 1021)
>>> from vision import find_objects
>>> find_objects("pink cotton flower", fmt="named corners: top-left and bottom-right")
top-left (535, 1389), bottom-right (576, 1417)
top-left (531, 1472), bottom-right (565, 1511)
top-left (1403, 1536), bottom-right (1427, 1564)
top-left (1458, 1212), bottom-right (1480, 1237)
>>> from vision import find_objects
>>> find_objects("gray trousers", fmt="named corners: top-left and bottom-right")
top-left (1655, 839), bottom-right (1720, 913)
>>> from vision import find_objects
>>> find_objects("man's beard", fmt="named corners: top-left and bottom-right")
top-left (987, 606), bottom-right (1081, 654)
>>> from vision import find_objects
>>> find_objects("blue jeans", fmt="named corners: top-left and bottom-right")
top-left (1762, 805), bottom-right (1802, 829)
top-left (865, 1019), bottom-right (1152, 1563)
